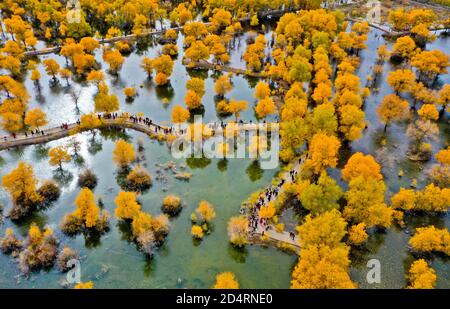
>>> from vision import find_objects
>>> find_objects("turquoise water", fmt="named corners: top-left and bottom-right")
top-left (0, 130), bottom-right (296, 288)
top-left (0, 22), bottom-right (449, 288)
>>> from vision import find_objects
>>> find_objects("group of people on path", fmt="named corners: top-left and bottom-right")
top-left (246, 166), bottom-right (299, 242)
top-left (3, 120), bottom-right (77, 142)
top-left (1, 112), bottom-right (170, 144)
top-left (1, 112), bottom-right (279, 148)
top-left (3, 128), bottom-right (46, 141)
top-left (99, 112), bottom-right (175, 135)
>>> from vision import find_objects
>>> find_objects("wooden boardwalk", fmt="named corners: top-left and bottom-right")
top-left (0, 114), bottom-right (279, 151)
top-left (0, 111), bottom-right (298, 251)
top-left (247, 157), bottom-right (305, 250)
top-left (0, 117), bottom-right (163, 150)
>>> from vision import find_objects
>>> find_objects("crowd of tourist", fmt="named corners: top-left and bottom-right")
top-left (246, 166), bottom-right (299, 241)
top-left (1, 112), bottom-right (281, 144)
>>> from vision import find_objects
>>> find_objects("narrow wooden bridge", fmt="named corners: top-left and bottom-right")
top-left (0, 117), bottom-right (162, 150)
top-left (0, 114), bottom-right (279, 151)
top-left (246, 157), bottom-right (306, 251)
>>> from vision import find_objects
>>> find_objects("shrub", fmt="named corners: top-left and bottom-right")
top-left (174, 172), bottom-right (192, 180)
top-left (136, 231), bottom-right (155, 256)
top-left (18, 224), bottom-right (59, 274)
top-left (96, 210), bottom-right (111, 232)
top-left (78, 169), bottom-right (98, 189)
top-left (213, 272), bottom-right (239, 289)
top-left (151, 214), bottom-right (170, 244)
top-left (227, 216), bottom-right (249, 247)
top-left (191, 225), bottom-right (204, 239)
top-left (194, 201), bottom-right (216, 224)
top-left (126, 166), bottom-right (152, 191)
top-left (38, 180), bottom-right (61, 205)
top-left (8, 197), bottom-right (43, 220)
top-left (0, 228), bottom-right (22, 254)
top-left (57, 246), bottom-right (79, 272)
top-left (60, 213), bottom-right (83, 234)
top-left (161, 195), bottom-right (183, 216)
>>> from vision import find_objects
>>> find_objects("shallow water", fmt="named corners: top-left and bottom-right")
top-left (0, 22), bottom-right (449, 288)
top-left (0, 129), bottom-right (297, 288)
top-left (341, 28), bottom-right (450, 289)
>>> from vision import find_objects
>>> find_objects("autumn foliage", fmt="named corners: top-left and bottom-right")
top-left (161, 195), bottom-right (183, 216)
top-left (227, 216), bottom-right (249, 247)
top-left (2, 162), bottom-right (43, 219)
top-left (115, 191), bottom-right (141, 220)
top-left (409, 226), bottom-right (450, 256)
top-left (60, 188), bottom-right (110, 234)
top-left (113, 140), bottom-right (136, 168)
top-left (126, 165), bottom-right (152, 192)
top-left (407, 259), bottom-right (437, 289)
top-left (213, 272), bottom-right (239, 289)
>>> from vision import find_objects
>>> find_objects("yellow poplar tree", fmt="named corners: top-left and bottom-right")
top-left (227, 99), bottom-right (248, 121)
top-left (186, 78), bottom-right (205, 97)
top-left (305, 133), bottom-right (341, 175)
top-left (387, 69), bottom-right (416, 94)
top-left (214, 74), bottom-right (232, 98)
top-left (297, 209), bottom-right (347, 249)
top-left (184, 90), bottom-right (202, 110)
top-left (342, 152), bottom-right (383, 182)
top-left (291, 245), bottom-right (356, 289)
top-left (94, 92), bottom-right (119, 113)
top-left (255, 97), bottom-right (276, 119)
top-left (48, 146), bottom-right (71, 170)
top-left (254, 82), bottom-right (270, 100)
top-left (24, 108), bottom-right (48, 129)
top-left (103, 49), bottom-right (124, 75)
top-left (43, 59), bottom-right (60, 81)
top-left (2, 161), bottom-right (41, 205)
top-left (377, 94), bottom-right (409, 131)
top-left (73, 188), bottom-right (100, 228)
top-left (213, 272), bottom-right (239, 289)
top-left (113, 139), bottom-right (136, 167)
top-left (114, 191), bottom-right (141, 220)
top-left (171, 105), bottom-right (190, 123)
